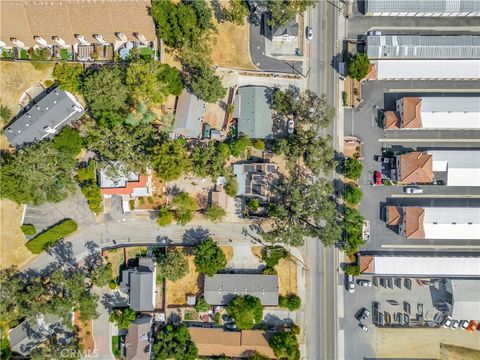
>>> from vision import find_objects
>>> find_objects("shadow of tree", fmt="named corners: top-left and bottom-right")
top-left (210, 0), bottom-right (226, 22)
top-left (101, 291), bottom-right (129, 313)
top-left (182, 227), bottom-right (211, 244)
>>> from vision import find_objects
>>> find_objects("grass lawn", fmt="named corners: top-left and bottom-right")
top-left (20, 49), bottom-right (29, 60)
top-left (103, 248), bottom-right (125, 280)
top-left (139, 47), bottom-right (153, 60)
top-left (112, 336), bottom-right (121, 359)
top-left (0, 200), bottom-right (37, 269)
top-left (167, 251), bottom-right (202, 306)
top-left (59, 48), bottom-right (70, 60)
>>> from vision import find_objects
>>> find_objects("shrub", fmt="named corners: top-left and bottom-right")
top-left (348, 53), bottom-right (370, 81)
top-left (262, 266), bottom-right (277, 275)
top-left (344, 264), bottom-right (360, 276)
top-left (77, 160), bottom-right (103, 215)
top-left (261, 246), bottom-right (288, 267)
top-left (342, 91), bottom-right (348, 106)
top-left (344, 184), bottom-right (363, 205)
top-left (204, 204), bottom-right (226, 222)
top-left (0, 104), bottom-right (12, 122)
top-left (44, 80), bottom-right (54, 87)
top-left (157, 207), bottom-right (174, 227)
top-left (279, 293), bottom-right (301, 311)
top-left (26, 219), bottom-right (77, 254)
top-left (157, 249), bottom-right (188, 281)
top-left (225, 176), bottom-right (238, 197)
top-left (214, 312), bottom-right (221, 324)
top-left (269, 330), bottom-right (300, 360)
top-left (193, 238), bottom-right (227, 276)
top-left (253, 139), bottom-right (265, 150)
top-left (21, 224), bottom-right (36, 236)
top-left (246, 198), bottom-right (260, 212)
top-left (108, 280), bottom-right (118, 290)
top-left (226, 295), bottom-right (263, 330)
top-left (195, 298), bottom-right (210, 312)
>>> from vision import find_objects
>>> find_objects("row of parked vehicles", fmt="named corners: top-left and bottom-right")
top-left (442, 317), bottom-right (478, 332)
top-left (347, 275), bottom-right (372, 293)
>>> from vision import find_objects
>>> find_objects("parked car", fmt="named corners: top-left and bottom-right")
top-left (225, 322), bottom-right (237, 331)
top-left (451, 320), bottom-right (460, 330)
top-left (442, 316), bottom-right (453, 328)
top-left (460, 320), bottom-right (470, 330)
top-left (306, 26), bottom-right (313, 41)
top-left (375, 156), bottom-right (390, 163)
top-left (367, 30), bottom-right (382, 36)
top-left (374, 171), bottom-right (382, 185)
top-left (287, 119), bottom-right (295, 134)
top-left (404, 186), bottom-right (423, 194)
top-left (358, 308), bottom-right (370, 322)
top-left (359, 324), bottom-right (368, 332)
top-left (362, 220), bottom-right (370, 243)
top-left (357, 279), bottom-right (372, 287)
top-left (347, 274), bottom-right (355, 293)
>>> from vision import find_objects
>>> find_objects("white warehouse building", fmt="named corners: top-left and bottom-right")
top-left (429, 150), bottom-right (480, 187)
top-left (365, 0), bottom-right (480, 16)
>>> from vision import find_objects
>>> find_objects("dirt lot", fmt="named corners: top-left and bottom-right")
top-left (74, 313), bottom-right (94, 352)
top-left (0, 199), bottom-right (37, 268)
top-left (277, 258), bottom-right (297, 296)
top-left (219, 245), bottom-right (233, 264)
top-left (440, 343), bottom-right (480, 360)
top-left (376, 327), bottom-right (480, 359)
top-left (167, 252), bottom-right (202, 306)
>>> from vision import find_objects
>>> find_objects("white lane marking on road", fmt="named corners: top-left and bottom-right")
top-left (379, 138), bottom-right (480, 142)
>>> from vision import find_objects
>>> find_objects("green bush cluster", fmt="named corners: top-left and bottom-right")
top-left (26, 219), bottom-right (78, 254)
top-left (344, 264), bottom-right (360, 276)
top-left (279, 293), bottom-right (302, 311)
top-left (344, 184), bottom-right (363, 205)
top-left (77, 160), bottom-right (103, 215)
top-left (20, 224), bottom-right (36, 236)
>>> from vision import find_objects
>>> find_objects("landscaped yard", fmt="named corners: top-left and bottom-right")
top-left (112, 336), bottom-right (121, 359)
top-left (103, 248), bottom-right (125, 280)
top-left (166, 250), bottom-right (202, 306)
top-left (0, 200), bottom-right (37, 268)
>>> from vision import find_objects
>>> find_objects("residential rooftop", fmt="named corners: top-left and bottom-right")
top-left (397, 152), bottom-right (433, 184)
top-left (4, 87), bottom-right (84, 147)
top-left (125, 316), bottom-right (152, 360)
top-left (365, 0), bottom-right (480, 16)
top-left (173, 90), bottom-right (205, 139)
top-left (121, 257), bottom-right (156, 312)
top-left (236, 86), bottom-right (273, 139)
top-left (204, 274), bottom-right (279, 306)
top-left (429, 150), bottom-right (480, 187)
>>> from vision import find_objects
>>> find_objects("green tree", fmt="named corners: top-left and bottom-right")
top-left (261, 246), bottom-right (288, 267)
top-left (86, 122), bottom-right (159, 177)
top-left (152, 324), bottom-right (198, 360)
top-left (158, 64), bottom-right (184, 96)
top-left (204, 204), bottom-right (226, 222)
top-left (91, 263), bottom-right (113, 287)
top-left (152, 139), bottom-right (192, 181)
top-left (343, 157), bottom-right (363, 180)
top-left (273, 88), bottom-right (296, 116)
top-left (344, 184), bottom-right (363, 205)
top-left (342, 207), bottom-right (364, 255)
top-left (246, 198), bottom-right (260, 212)
top-left (172, 192), bottom-right (198, 225)
top-left (348, 53), bottom-right (370, 81)
top-left (52, 63), bottom-right (83, 93)
top-left (344, 264), bottom-right (360, 276)
top-left (225, 176), bottom-right (238, 197)
top-left (192, 142), bottom-right (230, 179)
top-left (0, 104), bottom-right (12, 123)
top-left (269, 330), bottom-right (300, 360)
top-left (1, 338), bottom-right (11, 360)
top-left (278, 293), bottom-right (301, 311)
top-left (0, 141), bottom-right (76, 205)
top-left (248, 352), bottom-right (270, 360)
top-left (82, 65), bottom-right (131, 125)
top-left (52, 126), bottom-right (83, 159)
top-left (228, 135), bottom-right (251, 157)
top-left (157, 207), bottom-right (174, 227)
top-left (294, 90), bottom-right (334, 128)
top-left (266, 0), bottom-right (316, 28)
top-left (108, 307), bottom-right (136, 329)
top-left (253, 139), bottom-right (265, 150)
top-left (226, 295), bottom-right (263, 330)
top-left (224, 0), bottom-right (249, 25)
top-left (193, 237), bottom-right (227, 276)
top-left (188, 65), bottom-right (226, 103)
top-left (126, 60), bottom-right (167, 103)
top-left (157, 249), bottom-right (189, 281)
top-left (195, 298), bottom-right (210, 312)
top-left (30, 48), bottom-right (51, 70)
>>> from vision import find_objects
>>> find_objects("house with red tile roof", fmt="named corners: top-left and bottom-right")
top-left (393, 152), bottom-right (433, 184)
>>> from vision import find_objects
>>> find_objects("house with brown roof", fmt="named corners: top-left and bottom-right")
top-left (125, 316), bottom-right (153, 360)
top-left (394, 152), bottom-right (433, 184)
top-left (0, 0), bottom-right (156, 60)
top-left (385, 206), bottom-right (402, 226)
top-left (188, 328), bottom-right (275, 359)
top-left (385, 97), bottom-right (422, 129)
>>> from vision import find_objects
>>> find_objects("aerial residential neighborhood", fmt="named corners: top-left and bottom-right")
top-left (0, 0), bottom-right (479, 360)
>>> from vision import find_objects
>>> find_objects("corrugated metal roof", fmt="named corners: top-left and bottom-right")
top-left (367, 35), bottom-right (480, 59)
top-left (450, 280), bottom-right (480, 319)
top-left (237, 86), bottom-right (273, 139)
top-left (366, 0), bottom-right (480, 14)
top-left (204, 274), bottom-right (279, 306)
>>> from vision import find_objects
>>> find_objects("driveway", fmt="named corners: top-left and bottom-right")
top-left (23, 187), bottom-right (96, 232)
top-left (91, 286), bottom-right (116, 360)
top-left (226, 243), bottom-right (263, 271)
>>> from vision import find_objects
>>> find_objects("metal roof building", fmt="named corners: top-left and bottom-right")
top-left (4, 87), bottom-right (84, 147)
top-left (367, 35), bottom-right (480, 59)
top-left (418, 96), bottom-right (480, 129)
top-left (372, 59), bottom-right (480, 80)
top-left (429, 150), bottom-right (480, 187)
top-left (449, 280), bottom-right (480, 320)
top-left (365, 0), bottom-right (480, 16)
top-left (237, 86), bottom-right (273, 139)
top-left (359, 255), bottom-right (480, 277)
top-left (204, 274), bottom-right (279, 306)
top-left (173, 90), bottom-right (205, 139)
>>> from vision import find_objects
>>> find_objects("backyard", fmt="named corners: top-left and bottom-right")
top-left (166, 251), bottom-right (202, 306)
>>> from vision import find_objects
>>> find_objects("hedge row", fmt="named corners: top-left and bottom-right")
top-left (26, 219), bottom-right (78, 254)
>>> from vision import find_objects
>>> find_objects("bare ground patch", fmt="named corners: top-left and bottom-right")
top-left (166, 252), bottom-right (202, 306)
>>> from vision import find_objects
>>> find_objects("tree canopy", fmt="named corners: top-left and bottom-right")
top-left (224, 0), bottom-right (249, 25)
top-left (53, 62), bottom-right (83, 93)
top-left (172, 192), bottom-right (198, 225)
top-left (269, 330), bottom-right (300, 360)
top-left (157, 207), bottom-right (174, 227)
top-left (348, 53), bottom-right (370, 81)
top-left (344, 184), bottom-right (363, 205)
top-left (204, 204), bottom-right (226, 222)
top-left (152, 139), bottom-right (192, 181)
top-left (109, 307), bottom-right (136, 329)
top-left (191, 141), bottom-right (230, 178)
top-left (187, 64), bottom-right (226, 103)
top-left (278, 293), bottom-right (301, 311)
top-left (342, 207), bottom-right (364, 255)
top-left (226, 295), bottom-right (263, 330)
top-left (157, 249), bottom-right (189, 281)
top-left (152, 324), bottom-right (198, 360)
top-left (343, 157), bottom-right (363, 180)
top-left (266, 0), bottom-right (316, 28)
top-left (193, 237), bottom-right (227, 276)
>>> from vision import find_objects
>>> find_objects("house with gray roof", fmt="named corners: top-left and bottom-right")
top-left (233, 162), bottom-right (278, 199)
top-left (236, 86), bottom-right (273, 139)
top-left (204, 274), bottom-right (279, 306)
top-left (120, 257), bottom-right (156, 312)
top-left (125, 316), bottom-right (153, 360)
top-left (272, 18), bottom-right (299, 41)
top-left (8, 314), bottom-right (65, 356)
top-left (173, 89), bottom-right (205, 138)
top-left (4, 87), bottom-right (84, 148)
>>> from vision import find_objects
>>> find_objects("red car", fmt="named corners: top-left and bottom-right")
top-left (374, 171), bottom-right (382, 185)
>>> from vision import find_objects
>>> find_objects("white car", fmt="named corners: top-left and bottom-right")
top-left (347, 275), bottom-right (355, 293)
top-left (359, 324), bottom-right (368, 332)
top-left (404, 186), bottom-right (423, 194)
top-left (451, 320), bottom-right (460, 330)
top-left (460, 320), bottom-right (469, 330)
top-left (362, 220), bottom-right (370, 243)
top-left (357, 280), bottom-right (372, 287)
top-left (306, 27), bottom-right (313, 41)
top-left (442, 316), bottom-right (452, 328)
